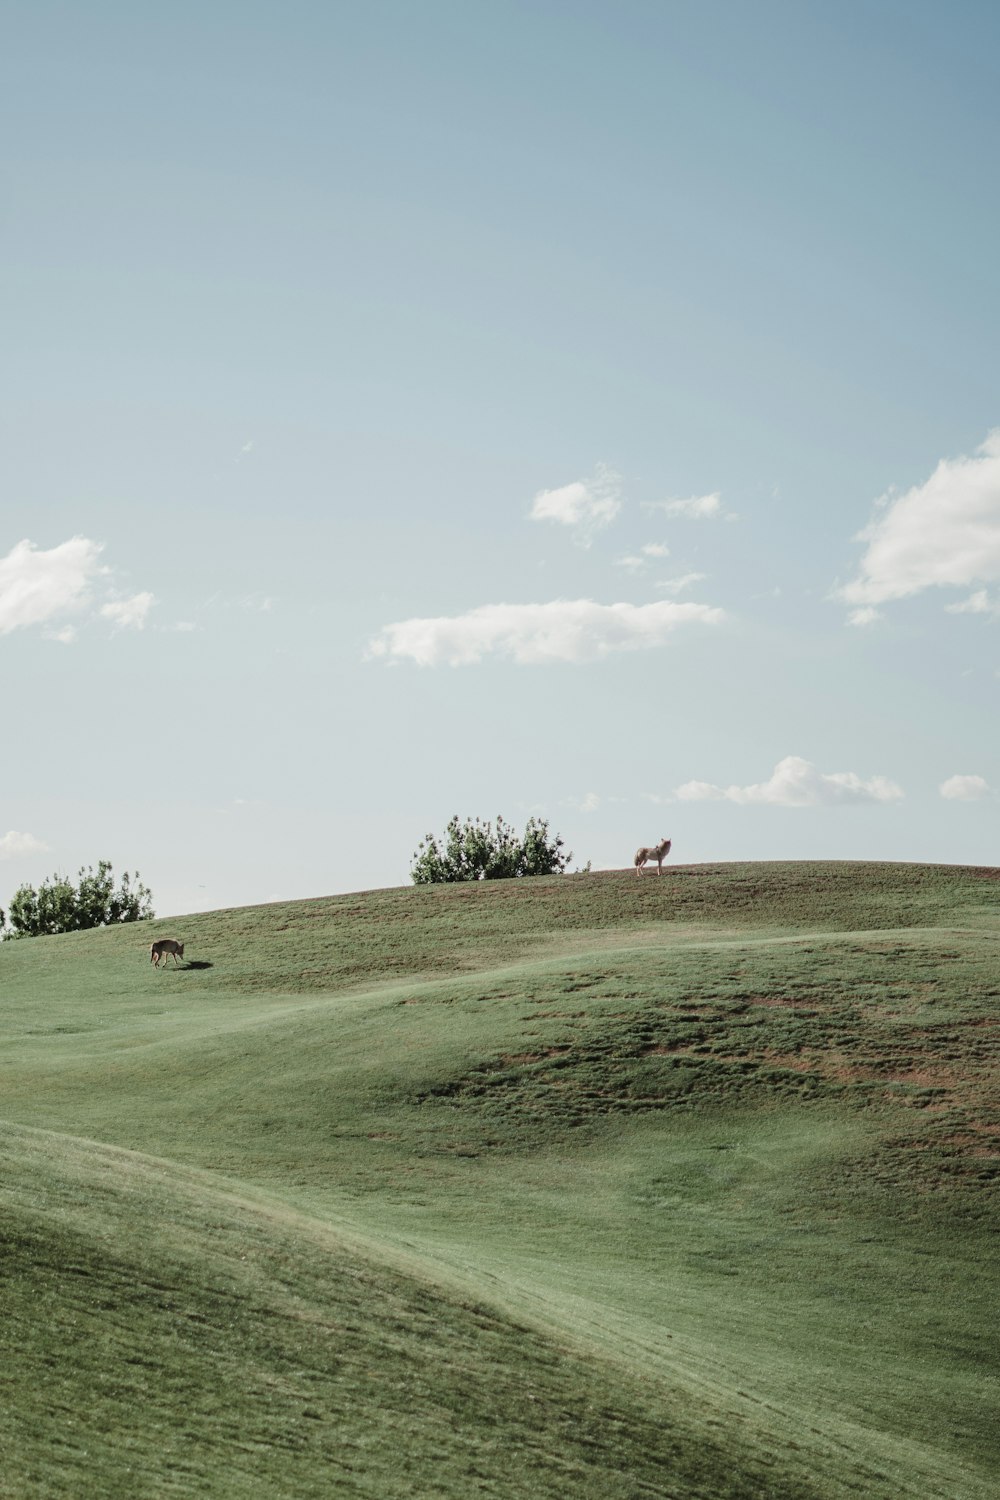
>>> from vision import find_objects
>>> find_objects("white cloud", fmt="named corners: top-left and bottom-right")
top-left (945, 589), bottom-right (1000, 617)
top-left (530, 465), bottom-right (622, 545)
top-left (839, 431), bottom-right (1000, 613)
top-left (368, 597), bottom-right (725, 666)
top-left (644, 492), bottom-right (722, 520)
top-left (675, 755), bottom-right (904, 807)
top-left (100, 591), bottom-right (156, 630)
top-left (940, 774), bottom-right (991, 801)
top-left (615, 542), bottom-right (671, 571)
top-left (0, 537), bottom-right (106, 634)
top-left (847, 606), bottom-right (882, 628)
top-left (579, 792), bottom-right (600, 813)
top-left (0, 830), bottom-right (48, 858)
top-left (0, 536), bottom-right (159, 640)
top-left (657, 571), bottom-right (707, 595)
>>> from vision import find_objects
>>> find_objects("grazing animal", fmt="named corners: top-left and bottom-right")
top-left (150, 939), bottom-right (185, 968)
top-left (634, 837), bottom-right (671, 876)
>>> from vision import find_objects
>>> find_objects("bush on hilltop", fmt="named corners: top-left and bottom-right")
top-left (410, 814), bottom-right (572, 884)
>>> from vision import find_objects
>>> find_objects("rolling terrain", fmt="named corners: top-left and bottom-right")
top-left (1, 861), bottom-right (997, 1498)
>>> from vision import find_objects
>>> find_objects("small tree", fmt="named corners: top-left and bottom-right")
top-left (410, 814), bottom-right (572, 884)
top-left (3, 860), bottom-right (154, 939)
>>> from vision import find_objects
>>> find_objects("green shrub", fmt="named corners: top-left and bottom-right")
top-left (3, 859), bottom-right (154, 939)
top-left (411, 814), bottom-right (571, 884)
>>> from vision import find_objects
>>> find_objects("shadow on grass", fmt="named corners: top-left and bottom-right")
top-left (183, 960), bottom-right (214, 971)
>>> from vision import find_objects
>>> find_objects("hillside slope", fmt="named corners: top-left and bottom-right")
top-left (1, 863), bottom-right (997, 1498)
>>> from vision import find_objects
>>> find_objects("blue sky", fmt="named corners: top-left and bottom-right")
top-left (3, 0), bottom-right (999, 917)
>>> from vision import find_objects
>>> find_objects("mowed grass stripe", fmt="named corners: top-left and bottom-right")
top-left (3, 1122), bottom-right (829, 1500)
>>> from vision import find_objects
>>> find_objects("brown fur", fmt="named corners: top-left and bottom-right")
top-left (634, 837), bottom-right (671, 875)
top-left (150, 939), bottom-right (185, 968)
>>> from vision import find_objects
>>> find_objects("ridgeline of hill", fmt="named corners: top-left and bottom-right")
top-left (1, 861), bottom-right (997, 1498)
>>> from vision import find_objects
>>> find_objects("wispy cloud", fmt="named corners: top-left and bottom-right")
top-left (368, 597), bottom-right (725, 666)
top-left (615, 542), bottom-right (671, 571)
top-left (202, 592), bottom-right (276, 614)
top-left (657, 571), bottom-right (707, 595)
top-left (939, 773), bottom-right (992, 801)
top-left (643, 492), bottom-right (723, 520)
top-left (0, 830), bottom-right (48, 858)
top-left (530, 465), bottom-right (623, 546)
top-left (675, 755), bottom-right (904, 806)
top-left (944, 589), bottom-right (1000, 617)
top-left (847, 606), bottom-right (881, 628)
top-left (838, 430), bottom-right (1000, 617)
top-left (0, 537), bottom-right (106, 634)
top-left (100, 591), bottom-right (156, 630)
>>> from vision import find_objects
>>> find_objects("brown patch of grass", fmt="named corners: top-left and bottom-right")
top-left (522, 1010), bottom-right (589, 1019)
top-left (496, 1048), bottom-right (571, 1067)
top-left (886, 1068), bottom-right (956, 1087)
top-left (743, 996), bottom-right (821, 1010)
top-left (753, 1051), bottom-right (817, 1074)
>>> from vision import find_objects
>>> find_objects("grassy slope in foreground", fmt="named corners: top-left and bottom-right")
top-left (0, 861), bottom-right (998, 1499)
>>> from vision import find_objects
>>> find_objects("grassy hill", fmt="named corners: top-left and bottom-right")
top-left (1, 861), bottom-right (997, 1498)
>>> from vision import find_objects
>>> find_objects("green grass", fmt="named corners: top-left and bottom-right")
top-left (1, 861), bottom-right (997, 1497)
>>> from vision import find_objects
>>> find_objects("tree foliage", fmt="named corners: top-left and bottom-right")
top-left (410, 814), bottom-right (572, 884)
top-left (3, 860), bottom-right (154, 939)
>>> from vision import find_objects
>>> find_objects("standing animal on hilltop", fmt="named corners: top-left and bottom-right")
top-left (634, 837), bottom-right (671, 876)
top-left (150, 939), bottom-right (185, 968)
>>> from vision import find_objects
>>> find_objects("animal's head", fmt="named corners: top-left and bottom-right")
top-left (177, 942), bottom-right (185, 957)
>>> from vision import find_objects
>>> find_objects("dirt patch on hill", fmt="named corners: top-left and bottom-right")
top-left (742, 995), bottom-right (821, 1010)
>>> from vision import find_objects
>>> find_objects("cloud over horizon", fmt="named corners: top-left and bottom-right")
top-left (675, 755), bottom-right (904, 807)
top-left (839, 430), bottom-right (1000, 617)
top-left (0, 830), bottom-right (48, 858)
top-left (368, 597), bottom-right (725, 666)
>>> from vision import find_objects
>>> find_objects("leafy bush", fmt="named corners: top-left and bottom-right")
top-left (410, 815), bottom-right (572, 884)
top-left (3, 860), bottom-right (154, 939)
